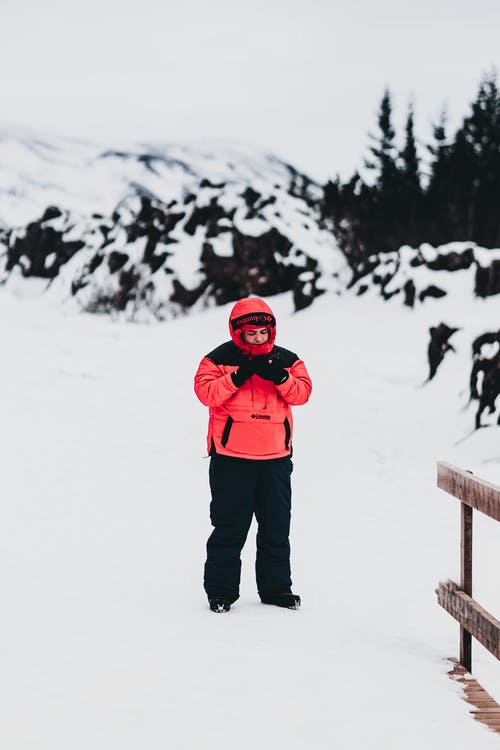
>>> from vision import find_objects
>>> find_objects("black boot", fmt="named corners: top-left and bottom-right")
top-left (209, 597), bottom-right (231, 613)
top-left (261, 592), bottom-right (301, 610)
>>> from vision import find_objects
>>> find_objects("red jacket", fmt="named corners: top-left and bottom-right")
top-left (194, 298), bottom-right (312, 460)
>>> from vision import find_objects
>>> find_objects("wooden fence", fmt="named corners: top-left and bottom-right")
top-left (435, 461), bottom-right (500, 672)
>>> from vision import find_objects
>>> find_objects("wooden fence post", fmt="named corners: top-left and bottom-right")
top-left (460, 500), bottom-right (473, 672)
top-left (436, 461), bottom-right (500, 673)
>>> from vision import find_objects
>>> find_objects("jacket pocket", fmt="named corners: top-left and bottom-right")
top-left (221, 416), bottom-right (234, 447)
top-left (284, 417), bottom-right (291, 450)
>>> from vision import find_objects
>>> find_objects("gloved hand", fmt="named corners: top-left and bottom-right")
top-left (256, 355), bottom-right (289, 385)
top-left (230, 357), bottom-right (259, 387)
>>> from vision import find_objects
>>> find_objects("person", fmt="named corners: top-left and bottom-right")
top-left (194, 296), bottom-right (312, 613)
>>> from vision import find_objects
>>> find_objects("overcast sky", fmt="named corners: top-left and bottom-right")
top-left (2, 0), bottom-right (500, 182)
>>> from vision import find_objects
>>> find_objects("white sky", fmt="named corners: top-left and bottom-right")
top-left (2, 0), bottom-right (500, 182)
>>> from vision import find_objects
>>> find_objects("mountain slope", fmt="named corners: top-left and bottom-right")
top-left (0, 127), bottom-right (348, 319)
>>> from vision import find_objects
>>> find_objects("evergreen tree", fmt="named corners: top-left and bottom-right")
top-left (398, 101), bottom-right (423, 245)
top-left (400, 102), bottom-right (421, 194)
top-left (427, 110), bottom-right (449, 186)
top-left (426, 110), bottom-right (453, 243)
top-left (444, 72), bottom-right (500, 243)
top-left (462, 72), bottom-right (500, 244)
top-left (365, 89), bottom-right (399, 193)
top-left (321, 70), bottom-right (500, 269)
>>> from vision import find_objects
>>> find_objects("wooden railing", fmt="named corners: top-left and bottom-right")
top-left (436, 461), bottom-right (500, 672)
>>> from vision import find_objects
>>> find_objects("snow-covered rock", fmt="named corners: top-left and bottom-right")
top-left (0, 127), bottom-right (348, 320)
top-left (351, 241), bottom-right (500, 305)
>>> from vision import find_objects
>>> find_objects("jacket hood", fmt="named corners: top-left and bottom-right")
top-left (229, 297), bottom-right (276, 356)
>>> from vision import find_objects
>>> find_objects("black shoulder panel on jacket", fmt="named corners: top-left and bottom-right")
top-left (273, 345), bottom-right (299, 368)
top-left (205, 341), bottom-right (243, 365)
top-left (205, 342), bottom-right (300, 367)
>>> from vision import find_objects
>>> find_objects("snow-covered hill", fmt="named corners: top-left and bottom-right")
top-left (0, 126), bottom-right (349, 320)
top-left (0, 125), bottom-right (317, 225)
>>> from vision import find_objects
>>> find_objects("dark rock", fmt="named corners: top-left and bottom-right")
top-left (469, 329), bottom-right (500, 427)
top-left (200, 178), bottom-right (226, 189)
top-left (244, 192), bottom-right (277, 220)
top-left (137, 154), bottom-right (162, 175)
top-left (293, 272), bottom-right (325, 311)
top-left (108, 251), bottom-right (129, 273)
top-left (472, 330), bottom-right (500, 357)
top-left (381, 287), bottom-right (400, 301)
top-left (142, 227), bottom-right (161, 261)
top-left (40, 206), bottom-right (63, 223)
top-left (115, 268), bottom-right (142, 310)
top-left (475, 259), bottom-right (500, 298)
top-left (403, 279), bottom-right (416, 307)
top-left (472, 347), bottom-right (500, 428)
top-left (409, 253), bottom-right (425, 268)
top-left (258, 195), bottom-right (277, 210)
top-left (148, 252), bottom-right (169, 273)
top-left (126, 198), bottom-right (184, 253)
top-left (419, 285), bottom-right (447, 302)
top-left (184, 199), bottom-right (229, 237)
top-left (88, 253), bottom-right (104, 273)
top-left (5, 219), bottom-right (84, 278)
top-left (427, 323), bottom-right (459, 381)
top-left (170, 277), bottom-right (209, 307)
top-left (206, 219), bottom-right (232, 238)
top-left (241, 187), bottom-right (261, 207)
top-left (194, 226), bottom-right (311, 307)
top-left (427, 248), bottom-right (474, 271)
top-left (84, 267), bottom-right (144, 313)
top-left (163, 212), bottom-right (185, 233)
top-left (71, 278), bottom-right (88, 295)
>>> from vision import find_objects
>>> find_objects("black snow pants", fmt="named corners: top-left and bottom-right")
top-left (204, 453), bottom-right (293, 603)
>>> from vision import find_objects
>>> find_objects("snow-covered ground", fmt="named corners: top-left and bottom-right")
top-left (0, 286), bottom-right (499, 748)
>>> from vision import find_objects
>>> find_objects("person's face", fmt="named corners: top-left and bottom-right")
top-left (241, 327), bottom-right (269, 345)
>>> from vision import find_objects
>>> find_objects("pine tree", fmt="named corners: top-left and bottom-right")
top-left (427, 110), bottom-right (449, 184)
top-left (443, 72), bottom-right (500, 243)
top-left (365, 89), bottom-right (399, 193)
top-left (462, 72), bottom-right (500, 244)
top-left (400, 102), bottom-right (421, 194)
top-left (398, 101), bottom-right (423, 245)
top-left (426, 110), bottom-right (452, 243)
top-left (322, 70), bottom-right (500, 266)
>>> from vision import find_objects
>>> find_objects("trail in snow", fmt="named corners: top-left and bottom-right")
top-left (0, 289), bottom-right (499, 749)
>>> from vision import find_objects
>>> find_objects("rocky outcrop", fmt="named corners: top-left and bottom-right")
top-left (352, 243), bottom-right (500, 306)
top-left (469, 330), bottom-right (500, 428)
top-left (3, 209), bottom-right (85, 279)
top-left (1, 177), bottom-right (343, 320)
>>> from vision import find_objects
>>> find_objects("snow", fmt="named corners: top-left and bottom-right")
top-left (0, 285), bottom-right (499, 748)
top-left (0, 128), bottom-right (306, 227)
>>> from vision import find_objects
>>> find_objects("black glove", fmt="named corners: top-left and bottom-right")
top-left (256, 355), bottom-right (289, 385)
top-left (231, 357), bottom-right (259, 388)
